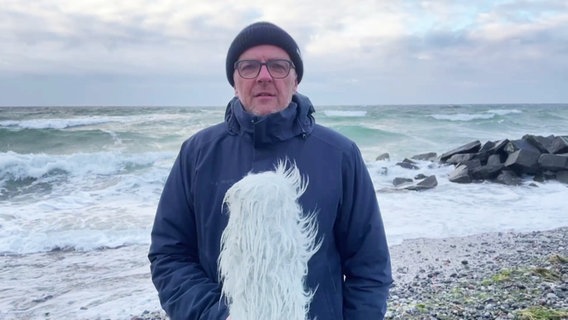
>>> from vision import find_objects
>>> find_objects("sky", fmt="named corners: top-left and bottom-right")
top-left (1, 0), bottom-right (567, 107)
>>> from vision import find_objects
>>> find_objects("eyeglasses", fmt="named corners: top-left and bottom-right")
top-left (234, 59), bottom-right (295, 79)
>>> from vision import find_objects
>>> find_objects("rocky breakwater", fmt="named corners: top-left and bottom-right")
top-left (441, 134), bottom-right (568, 185)
top-left (377, 134), bottom-right (568, 191)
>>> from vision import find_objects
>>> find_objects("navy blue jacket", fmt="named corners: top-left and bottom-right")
top-left (149, 93), bottom-right (392, 319)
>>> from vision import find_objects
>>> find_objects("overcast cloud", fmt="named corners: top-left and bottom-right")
top-left (1, 0), bottom-right (567, 106)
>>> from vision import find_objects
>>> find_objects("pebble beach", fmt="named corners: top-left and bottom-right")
top-left (143, 227), bottom-right (568, 320)
top-left (130, 227), bottom-right (568, 320)
top-left (4, 227), bottom-right (566, 320)
top-left (386, 227), bottom-right (568, 320)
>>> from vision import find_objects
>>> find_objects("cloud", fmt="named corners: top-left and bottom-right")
top-left (0, 0), bottom-right (567, 105)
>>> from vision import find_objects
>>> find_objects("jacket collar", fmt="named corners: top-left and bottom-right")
top-left (225, 93), bottom-right (315, 146)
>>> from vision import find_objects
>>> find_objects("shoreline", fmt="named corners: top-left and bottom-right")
top-left (1, 227), bottom-right (567, 320)
top-left (387, 227), bottom-right (568, 319)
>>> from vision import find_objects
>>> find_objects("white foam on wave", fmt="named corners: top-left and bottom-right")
top-left (0, 111), bottom-right (202, 130)
top-left (0, 150), bottom-right (172, 181)
top-left (430, 109), bottom-right (523, 122)
top-left (322, 110), bottom-right (367, 117)
top-left (430, 113), bottom-right (496, 121)
top-left (486, 109), bottom-right (522, 116)
top-left (1, 190), bottom-right (160, 254)
top-left (0, 117), bottom-right (115, 129)
top-left (0, 150), bottom-right (174, 254)
top-left (368, 159), bottom-right (568, 245)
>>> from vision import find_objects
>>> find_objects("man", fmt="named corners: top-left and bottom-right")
top-left (148, 21), bottom-right (392, 319)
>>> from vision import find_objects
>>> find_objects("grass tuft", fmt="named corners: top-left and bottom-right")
top-left (548, 254), bottom-right (568, 264)
top-left (531, 267), bottom-right (562, 282)
top-left (516, 306), bottom-right (568, 320)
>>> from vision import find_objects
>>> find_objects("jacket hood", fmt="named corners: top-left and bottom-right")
top-left (225, 93), bottom-right (315, 146)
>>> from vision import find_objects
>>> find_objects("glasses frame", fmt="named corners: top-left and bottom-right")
top-left (234, 59), bottom-right (295, 79)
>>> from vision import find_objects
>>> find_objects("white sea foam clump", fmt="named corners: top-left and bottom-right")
top-left (219, 162), bottom-right (321, 320)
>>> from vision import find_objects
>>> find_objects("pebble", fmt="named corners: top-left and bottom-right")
top-left (385, 227), bottom-right (568, 319)
top-left (129, 227), bottom-right (568, 320)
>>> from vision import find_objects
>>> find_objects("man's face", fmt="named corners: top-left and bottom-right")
top-left (233, 45), bottom-right (298, 116)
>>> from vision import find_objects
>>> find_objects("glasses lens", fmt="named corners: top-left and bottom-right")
top-left (236, 61), bottom-right (261, 78)
top-left (267, 60), bottom-right (291, 78)
top-left (235, 60), bottom-right (293, 79)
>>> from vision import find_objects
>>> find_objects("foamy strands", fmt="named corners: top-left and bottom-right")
top-left (219, 162), bottom-right (321, 320)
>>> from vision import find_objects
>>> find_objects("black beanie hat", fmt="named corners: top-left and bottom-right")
top-left (226, 21), bottom-right (303, 87)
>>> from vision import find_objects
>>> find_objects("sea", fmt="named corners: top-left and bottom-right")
top-left (1, 103), bottom-right (567, 319)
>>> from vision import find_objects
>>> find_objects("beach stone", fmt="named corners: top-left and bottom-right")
top-left (538, 154), bottom-right (568, 171)
top-left (411, 152), bottom-right (437, 161)
top-left (476, 143), bottom-right (494, 163)
top-left (488, 139), bottom-right (510, 154)
top-left (504, 149), bottom-right (541, 175)
top-left (549, 136), bottom-right (568, 154)
top-left (446, 153), bottom-right (476, 165)
top-left (495, 170), bottom-right (523, 185)
top-left (396, 158), bottom-right (419, 170)
top-left (440, 140), bottom-right (481, 162)
top-left (393, 177), bottom-right (413, 187)
top-left (505, 138), bottom-right (542, 154)
top-left (471, 158), bottom-right (504, 180)
top-left (523, 134), bottom-right (555, 153)
top-left (449, 164), bottom-right (472, 183)
top-left (404, 175), bottom-right (438, 191)
top-left (376, 153), bottom-right (390, 161)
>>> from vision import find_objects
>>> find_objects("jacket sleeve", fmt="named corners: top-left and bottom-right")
top-left (148, 143), bottom-right (229, 320)
top-left (336, 143), bottom-right (393, 319)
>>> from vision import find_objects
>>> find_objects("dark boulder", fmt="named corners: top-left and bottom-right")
top-left (504, 149), bottom-right (541, 175)
top-left (488, 139), bottom-right (509, 154)
top-left (550, 136), bottom-right (568, 154)
top-left (470, 154), bottom-right (504, 180)
top-left (393, 177), bottom-right (413, 187)
top-left (538, 154), bottom-right (568, 171)
top-left (495, 170), bottom-right (523, 186)
top-left (376, 153), bottom-right (390, 161)
top-left (440, 140), bottom-right (481, 162)
top-left (396, 158), bottom-right (419, 170)
top-left (411, 152), bottom-right (437, 161)
top-left (477, 139), bottom-right (509, 164)
top-left (505, 139), bottom-right (541, 154)
top-left (448, 164), bottom-right (472, 183)
top-left (523, 134), bottom-right (555, 153)
top-left (446, 153), bottom-right (476, 165)
top-left (404, 175), bottom-right (438, 191)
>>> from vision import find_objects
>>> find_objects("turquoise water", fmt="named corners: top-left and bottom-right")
top-left (1, 104), bottom-right (567, 254)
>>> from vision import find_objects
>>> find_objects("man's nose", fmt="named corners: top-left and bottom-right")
top-left (257, 64), bottom-right (272, 81)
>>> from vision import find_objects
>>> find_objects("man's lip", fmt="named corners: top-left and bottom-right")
top-left (254, 93), bottom-right (275, 97)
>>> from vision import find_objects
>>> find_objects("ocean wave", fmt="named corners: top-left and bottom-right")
top-left (322, 110), bottom-right (367, 117)
top-left (0, 127), bottom-right (121, 154)
top-left (332, 125), bottom-right (403, 147)
top-left (0, 151), bottom-right (173, 200)
top-left (485, 109), bottom-right (523, 116)
top-left (0, 117), bottom-right (115, 129)
top-left (0, 228), bottom-right (150, 255)
top-left (430, 109), bottom-right (523, 122)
